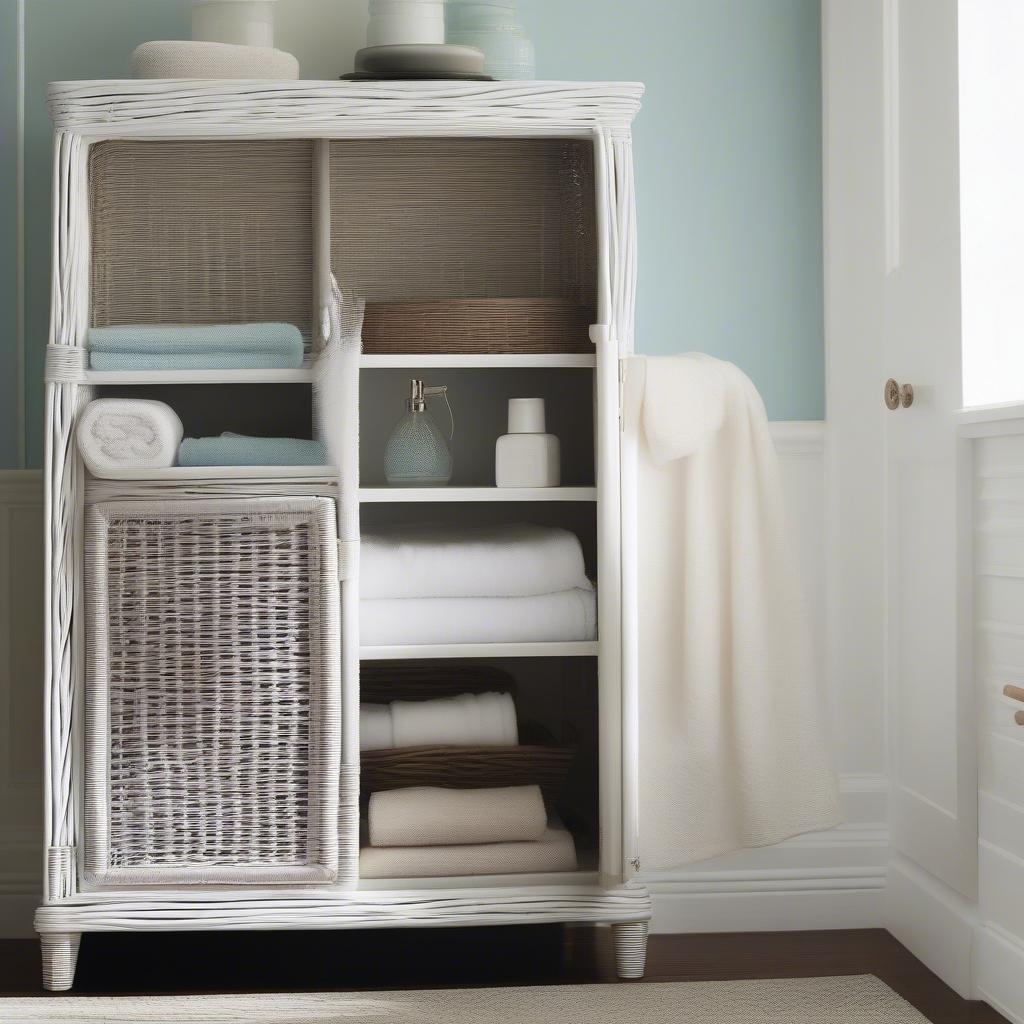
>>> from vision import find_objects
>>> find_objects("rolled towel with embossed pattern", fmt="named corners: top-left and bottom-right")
top-left (76, 398), bottom-right (183, 476)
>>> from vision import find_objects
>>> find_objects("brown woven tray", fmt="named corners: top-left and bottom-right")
top-left (361, 298), bottom-right (594, 355)
top-left (361, 744), bottom-right (575, 797)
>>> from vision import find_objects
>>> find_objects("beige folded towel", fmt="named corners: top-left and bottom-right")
top-left (360, 824), bottom-right (578, 879)
top-left (368, 785), bottom-right (547, 848)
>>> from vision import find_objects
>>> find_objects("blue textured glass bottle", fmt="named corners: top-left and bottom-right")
top-left (384, 379), bottom-right (454, 486)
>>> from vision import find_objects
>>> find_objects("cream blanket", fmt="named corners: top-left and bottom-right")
top-left (628, 354), bottom-right (840, 867)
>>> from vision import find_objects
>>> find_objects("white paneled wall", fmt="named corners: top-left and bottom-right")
top-left (972, 428), bottom-right (1024, 1020)
top-left (0, 426), bottom-right (886, 937)
top-left (0, 470), bottom-right (44, 937)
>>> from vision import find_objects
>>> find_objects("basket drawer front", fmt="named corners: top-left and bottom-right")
top-left (84, 497), bottom-right (341, 886)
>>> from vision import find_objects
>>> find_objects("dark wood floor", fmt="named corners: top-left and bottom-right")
top-left (0, 927), bottom-right (1008, 1022)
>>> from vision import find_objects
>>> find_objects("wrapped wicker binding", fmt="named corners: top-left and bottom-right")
top-left (361, 744), bottom-right (574, 799)
top-left (361, 298), bottom-right (594, 355)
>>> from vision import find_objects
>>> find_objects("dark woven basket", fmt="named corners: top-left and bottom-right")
top-left (361, 744), bottom-right (575, 799)
top-left (361, 298), bottom-right (594, 355)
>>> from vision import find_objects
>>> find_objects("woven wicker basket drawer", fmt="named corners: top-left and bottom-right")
top-left (84, 497), bottom-right (341, 886)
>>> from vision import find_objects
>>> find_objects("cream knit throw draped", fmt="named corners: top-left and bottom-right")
top-left (628, 354), bottom-right (841, 868)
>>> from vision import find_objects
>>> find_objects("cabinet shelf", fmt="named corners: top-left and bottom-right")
top-left (88, 465), bottom-right (335, 481)
top-left (360, 641), bottom-right (599, 661)
top-left (84, 367), bottom-right (315, 385)
top-left (359, 486), bottom-right (596, 503)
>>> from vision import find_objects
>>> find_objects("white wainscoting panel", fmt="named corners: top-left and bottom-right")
top-left (0, 469), bottom-right (44, 938)
top-left (971, 429), bottom-right (1024, 1016)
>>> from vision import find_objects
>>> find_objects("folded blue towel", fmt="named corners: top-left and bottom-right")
top-left (88, 323), bottom-right (304, 355)
top-left (89, 350), bottom-right (304, 371)
top-left (178, 434), bottom-right (328, 467)
top-left (87, 324), bottom-right (304, 371)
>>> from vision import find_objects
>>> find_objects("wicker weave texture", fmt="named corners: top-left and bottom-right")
top-left (361, 745), bottom-right (574, 797)
top-left (330, 139), bottom-right (596, 315)
top-left (361, 298), bottom-right (593, 355)
top-left (85, 497), bottom-right (340, 885)
top-left (90, 141), bottom-right (314, 348)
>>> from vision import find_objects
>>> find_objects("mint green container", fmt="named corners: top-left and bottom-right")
top-left (445, 0), bottom-right (535, 80)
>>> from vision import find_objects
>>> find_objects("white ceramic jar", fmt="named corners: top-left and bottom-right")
top-left (495, 398), bottom-right (560, 488)
top-left (367, 0), bottom-right (446, 47)
top-left (192, 0), bottom-right (277, 48)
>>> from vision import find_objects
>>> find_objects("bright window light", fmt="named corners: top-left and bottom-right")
top-left (959, 0), bottom-right (1024, 408)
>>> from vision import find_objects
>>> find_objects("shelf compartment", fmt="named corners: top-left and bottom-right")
top-left (360, 641), bottom-right (599, 660)
top-left (360, 486), bottom-right (596, 503)
top-left (90, 140), bottom-right (314, 351)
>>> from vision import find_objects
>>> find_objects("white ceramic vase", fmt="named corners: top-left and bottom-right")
top-left (192, 0), bottom-right (278, 48)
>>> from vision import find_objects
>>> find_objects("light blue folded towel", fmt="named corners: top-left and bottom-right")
top-left (88, 323), bottom-right (304, 371)
top-left (89, 351), bottom-right (304, 371)
top-left (89, 323), bottom-right (303, 354)
top-left (178, 434), bottom-right (327, 467)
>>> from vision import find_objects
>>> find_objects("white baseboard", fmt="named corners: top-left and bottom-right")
top-left (975, 925), bottom-right (1024, 1024)
top-left (645, 774), bottom-right (888, 933)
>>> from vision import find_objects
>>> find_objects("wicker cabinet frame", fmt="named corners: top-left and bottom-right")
top-left (37, 79), bottom-right (650, 993)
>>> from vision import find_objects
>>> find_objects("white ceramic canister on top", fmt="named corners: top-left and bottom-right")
top-left (367, 0), bottom-right (446, 47)
top-left (192, 0), bottom-right (278, 48)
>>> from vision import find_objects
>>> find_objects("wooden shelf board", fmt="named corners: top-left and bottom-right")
top-left (85, 367), bottom-right (314, 385)
top-left (89, 465), bottom-right (336, 481)
top-left (359, 486), bottom-right (596, 503)
top-left (360, 641), bottom-right (599, 661)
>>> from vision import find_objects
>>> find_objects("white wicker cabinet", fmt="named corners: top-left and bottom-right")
top-left (37, 80), bottom-right (649, 991)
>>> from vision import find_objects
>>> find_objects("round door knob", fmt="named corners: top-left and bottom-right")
top-left (884, 379), bottom-right (915, 409)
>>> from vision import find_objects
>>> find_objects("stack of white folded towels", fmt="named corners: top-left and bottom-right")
top-left (359, 523), bottom-right (597, 646)
top-left (359, 690), bottom-right (578, 879)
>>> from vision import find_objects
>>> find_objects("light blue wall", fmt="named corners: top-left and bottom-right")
top-left (521, 0), bottom-right (824, 421)
top-left (1, 0), bottom-right (823, 468)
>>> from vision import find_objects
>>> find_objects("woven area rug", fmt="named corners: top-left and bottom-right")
top-left (0, 975), bottom-right (930, 1023)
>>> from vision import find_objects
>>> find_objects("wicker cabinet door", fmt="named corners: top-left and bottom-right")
top-left (84, 497), bottom-right (340, 886)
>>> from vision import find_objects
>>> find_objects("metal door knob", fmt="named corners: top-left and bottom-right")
top-left (884, 379), bottom-right (914, 410)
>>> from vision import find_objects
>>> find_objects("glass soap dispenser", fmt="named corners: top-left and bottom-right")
top-left (384, 379), bottom-right (454, 486)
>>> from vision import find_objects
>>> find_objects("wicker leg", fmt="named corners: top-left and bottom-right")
top-left (612, 921), bottom-right (648, 980)
top-left (40, 932), bottom-right (81, 991)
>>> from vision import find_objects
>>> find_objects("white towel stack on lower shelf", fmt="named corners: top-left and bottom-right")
top-left (359, 523), bottom-right (597, 646)
top-left (359, 785), bottom-right (578, 879)
top-left (358, 690), bottom-right (578, 878)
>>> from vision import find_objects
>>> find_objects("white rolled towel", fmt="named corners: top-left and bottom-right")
top-left (360, 522), bottom-right (593, 600)
top-left (76, 399), bottom-right (183, 476)
top-left (390, 691), bottom-right (517, 748)
top-left (368, 785), bottom-right (547, 848)
top-left (360, 704), bottom-right (394, 751)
